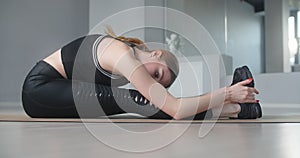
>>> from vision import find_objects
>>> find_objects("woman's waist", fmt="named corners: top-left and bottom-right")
top-left (43, 49), bottom-right (67, 78)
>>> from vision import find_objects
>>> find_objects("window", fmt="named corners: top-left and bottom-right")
top-left (288, 16), bottom-right (298, 65)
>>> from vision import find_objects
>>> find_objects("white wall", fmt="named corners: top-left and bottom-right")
top-left (168, 60), bottom-right (204, 97)
top-left (89, 0), bottom-right (263, 74)
top-left (226, 72), bottom-right (300, 115)
top-left (226, 72), bottom-right (300, 104)
top-left (89, 0), bottom-right (145, 39)
top-left (166, 0), bottom-right (263, 73)
top-left (0, 0), bottom-right (89, 103)
top-left (265, 0), bottom-right (290, 73)
top-left (227, 0), bottom-right (263, 74)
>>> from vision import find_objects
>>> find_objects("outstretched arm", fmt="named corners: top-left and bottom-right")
top-left (174, 78), bottom-right (259, 119)
top-left (101, 38), bottom-right (259, 120)
top-left (115, 52), bottom-right (258, 119)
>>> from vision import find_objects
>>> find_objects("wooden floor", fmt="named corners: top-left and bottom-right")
top-left (1, 105), bottom-right (300, 158)
top-left (1, 121), bottom-right (300, 158)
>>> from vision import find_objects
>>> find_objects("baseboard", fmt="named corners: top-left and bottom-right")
top-left (0, 101), bottom-right (21, 106)
top-left (0, 101), bottom-right (23, 112)
top-left (261, 103), bottom-right (300, 116)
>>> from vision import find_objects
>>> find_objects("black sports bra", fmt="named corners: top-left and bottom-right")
top-left (61, 34), bottom-right (135, 86)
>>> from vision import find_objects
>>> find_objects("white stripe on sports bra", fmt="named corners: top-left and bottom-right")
top-left (92, 35), bottom-right (122, 80)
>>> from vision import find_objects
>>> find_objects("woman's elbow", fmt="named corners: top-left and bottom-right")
top-left (166, 100), bottom-right (184, 120)
top-left (158, 97), bottom-right (182, 120)
top-left (172, 115), bottom-right (182, 120)
top-left (172, 112), bottom-right (187, 120)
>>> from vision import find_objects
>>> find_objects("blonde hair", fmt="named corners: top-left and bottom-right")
top-left (104, 26), bottom-right (179, 87)
top-left (104, 25), bottom-right (148, 50)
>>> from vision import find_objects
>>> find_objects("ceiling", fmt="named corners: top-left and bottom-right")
top-left (244, 0), bottom-right (300, 13)
top-left (244, 0), bottom-right (264, 12)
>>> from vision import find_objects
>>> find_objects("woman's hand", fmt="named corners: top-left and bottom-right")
top-left (225, 78), bottom-right (259, 104)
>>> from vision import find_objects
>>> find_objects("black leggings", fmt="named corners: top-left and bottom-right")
top-left (22, 61), bottom-right (211, 119)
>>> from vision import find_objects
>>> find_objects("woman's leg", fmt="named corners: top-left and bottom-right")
top-left (22, 61), bottom-right (124, 118)
top-left (22, 79), bottom-right (80, 118)
top-left (22, 61), bottom-right (88, 117)
top-left (212, 104), bottom-right (241, 118)
top-left (22, 61), bottom-right (211, 119)
top-left (23, 76), bottom-right (211, 119)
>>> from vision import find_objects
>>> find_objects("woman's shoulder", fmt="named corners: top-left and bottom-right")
top-left (97, 34), bottom-right (136, 73)
top-left (99, 35), bottom-right (133, 53)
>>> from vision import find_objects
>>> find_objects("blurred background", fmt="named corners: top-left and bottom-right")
top-left (0, 0), bottom-right (299, 115)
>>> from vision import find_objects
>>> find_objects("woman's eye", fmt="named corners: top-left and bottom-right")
top-left (154, 71), bottom-right (159, 78)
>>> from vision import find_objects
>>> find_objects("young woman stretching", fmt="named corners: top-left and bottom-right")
top-left (22, 28), bottom-right (261, 120)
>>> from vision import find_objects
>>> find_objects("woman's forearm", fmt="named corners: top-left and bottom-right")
top-left (166, 87), bottom-right (227, 120)
top-left (155, 79), bottom-right (258, 120)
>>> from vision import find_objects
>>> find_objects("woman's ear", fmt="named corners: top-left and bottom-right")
top-left (150, 50), bottom-right (163, 58)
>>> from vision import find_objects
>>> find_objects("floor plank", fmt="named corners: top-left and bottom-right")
top-left (1, 122), bottom-right (300, 158)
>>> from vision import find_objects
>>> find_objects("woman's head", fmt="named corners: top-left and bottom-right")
top-left (139, 49), bottom-right (179, 88)
top-left (158, 49), bottom-right (179, 88)
top-left (105, 26), bottom-right (179, 87)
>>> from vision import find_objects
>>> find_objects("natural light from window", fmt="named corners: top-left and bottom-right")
top-left (288, 16), bottom-right (298, 65)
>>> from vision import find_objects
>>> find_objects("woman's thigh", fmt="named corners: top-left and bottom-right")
top-left (22, 61), bottom-right (80, 118)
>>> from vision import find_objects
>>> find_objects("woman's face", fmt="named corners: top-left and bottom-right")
top-left (143, 61), bottom-right (172, 87)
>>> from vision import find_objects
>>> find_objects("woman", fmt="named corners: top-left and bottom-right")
top-left (22, 27), bottom-right (261, 119)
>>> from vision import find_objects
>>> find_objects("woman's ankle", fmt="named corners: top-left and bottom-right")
top-left (212, 104), bottom-right (241, 118)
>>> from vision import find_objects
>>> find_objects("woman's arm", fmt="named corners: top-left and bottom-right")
top-left (100, 38), bottom-right (259, 120)
top-left (125, 58), bottom-right (260, 120)
top-left (115, 53), bottom-right (258, 120)
top-left (174, 78), bottom-right (259, 119)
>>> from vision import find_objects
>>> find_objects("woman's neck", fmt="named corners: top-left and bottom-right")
top-left (134, 48), bottom-right (151, 62)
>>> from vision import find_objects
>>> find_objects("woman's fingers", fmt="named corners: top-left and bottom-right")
top-left (243, 88), bottom-right (259, 102)
top-left (243, 99), bottom-right (259, 104)
top-left (242, 88), bottom-right (259, 102)
top-left (248, 87), bottom-right (260, 94)
top-left (237, 78), bottom-right (253, 86)
top-left (227, 79), bottom-right (260, 104)
top-left (237, 78), bottom-right (260, 94)
top-left (246, 93), bottom-right (255, 100)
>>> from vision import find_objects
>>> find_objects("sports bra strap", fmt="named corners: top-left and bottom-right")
top-left (92, 35), bottom-right (136, 80)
